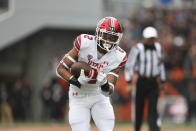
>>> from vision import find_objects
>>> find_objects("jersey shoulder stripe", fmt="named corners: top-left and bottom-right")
top-left (115, 46), bottom-right (127, 68)
top-left (73, 35), bottom-right (82, 53)
top-left (118, 54), bottom-right (127, 68)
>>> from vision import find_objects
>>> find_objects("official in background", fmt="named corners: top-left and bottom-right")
top-left (125, 26), bottom-right (166, 131)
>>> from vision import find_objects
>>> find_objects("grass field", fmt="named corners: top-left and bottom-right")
top-left (0, 122), bottom-right (196, 131)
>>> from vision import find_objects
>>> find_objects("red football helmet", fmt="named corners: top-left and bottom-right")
top-left (96, 17), bottom-right (123, 52)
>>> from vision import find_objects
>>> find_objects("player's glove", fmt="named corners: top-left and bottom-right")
top-left (78, 69), bottom-right (91, 85)
top-left (97, 70), bottom-right (107, 85)
top-left (97, 70), bottom-right (111, 97)
top-left (100, 82), bottom-right (111, 96)
top-left (68, 76), bottom-right (81, 88)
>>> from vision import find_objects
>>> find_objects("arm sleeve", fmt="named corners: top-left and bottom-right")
top-left (124, 46), bottom-right (139, 82)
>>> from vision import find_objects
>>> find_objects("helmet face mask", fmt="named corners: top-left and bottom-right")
top-left (96, 17), bottom-right (123, 52)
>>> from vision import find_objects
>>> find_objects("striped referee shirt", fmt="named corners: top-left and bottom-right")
top-left (125, 42), bottom-right (166, 83)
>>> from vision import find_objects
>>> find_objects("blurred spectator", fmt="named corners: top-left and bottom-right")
top-left (184, 44), bottom-right (196, 123)
top-left (41, 81), bottom-right (53, 120)
top-left (51, 81), bottom-right (61, 120)
top-left (0, 82), bottom-right (13, 124)
top-left (21, 78), bottom-right (32, 120)
top-left (184, 44), bottom-right (196, 80)
top-left (11, 77), bottom-right (32, 121)
top-left (186, 81), bottom-right (196, 123)
top-left (41, 77), bottom-right (67, 121)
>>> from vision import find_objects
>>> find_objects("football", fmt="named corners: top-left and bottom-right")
top-left (70, 61), bottom-right (91, 78)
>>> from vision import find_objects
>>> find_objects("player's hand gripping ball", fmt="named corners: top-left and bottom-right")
top-left (70, 61), bottom-right (91, 78)
top-left (97, 70), bottom-right (107, 85)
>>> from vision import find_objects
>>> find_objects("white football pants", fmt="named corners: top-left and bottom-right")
top-left (68, 90), bottom-right (114, 131)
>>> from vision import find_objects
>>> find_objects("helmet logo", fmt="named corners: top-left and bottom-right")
top-left (109, 17), bottom-right (116, 32)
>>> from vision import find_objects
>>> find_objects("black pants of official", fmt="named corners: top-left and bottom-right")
top-left (134, 77), bottom-right (160, 131)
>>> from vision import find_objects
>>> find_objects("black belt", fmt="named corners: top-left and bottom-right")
top-left (138, 75), bottom-right (157, 81)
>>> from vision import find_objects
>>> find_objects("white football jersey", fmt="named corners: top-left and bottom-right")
top-left (70, 34), bottom-right (127, 93)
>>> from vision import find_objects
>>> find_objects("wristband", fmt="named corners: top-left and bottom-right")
top-left (64, 54), bottom-right (76, 63)
top-left (60, 60), bottom-right (69, 69)
top-left (68, 76), bottom-right (81, 88)
top-left (108, 82), bottom-right (114, 90)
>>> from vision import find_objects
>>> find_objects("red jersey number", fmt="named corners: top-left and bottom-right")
top-left (84, 35), bottom-right (93, 40)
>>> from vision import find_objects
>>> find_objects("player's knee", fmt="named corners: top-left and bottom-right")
top-left (69, 114), bottom-right (88, 125)
top-left (69, 114), bottom-right (90, 131)
top-left (96, 119), bottom-right (114, 131)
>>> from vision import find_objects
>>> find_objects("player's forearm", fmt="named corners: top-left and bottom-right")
top-left (108, 83), bottom-right (114, 95)
top-left (57, 64), bottom-right (81, 88)
top-left (56, 64), bottom-right (72, 81)
top-left (107, 78), bottom-right (115, 90)
top-left (106, 74), bottom-right (117, 94)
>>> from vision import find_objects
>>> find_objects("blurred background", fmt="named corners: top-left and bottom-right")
top-left (0, 0), bottom-right (196, 128)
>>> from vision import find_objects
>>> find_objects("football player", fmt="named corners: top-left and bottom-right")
top-left (56, 16), bottom-right (127, 131)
